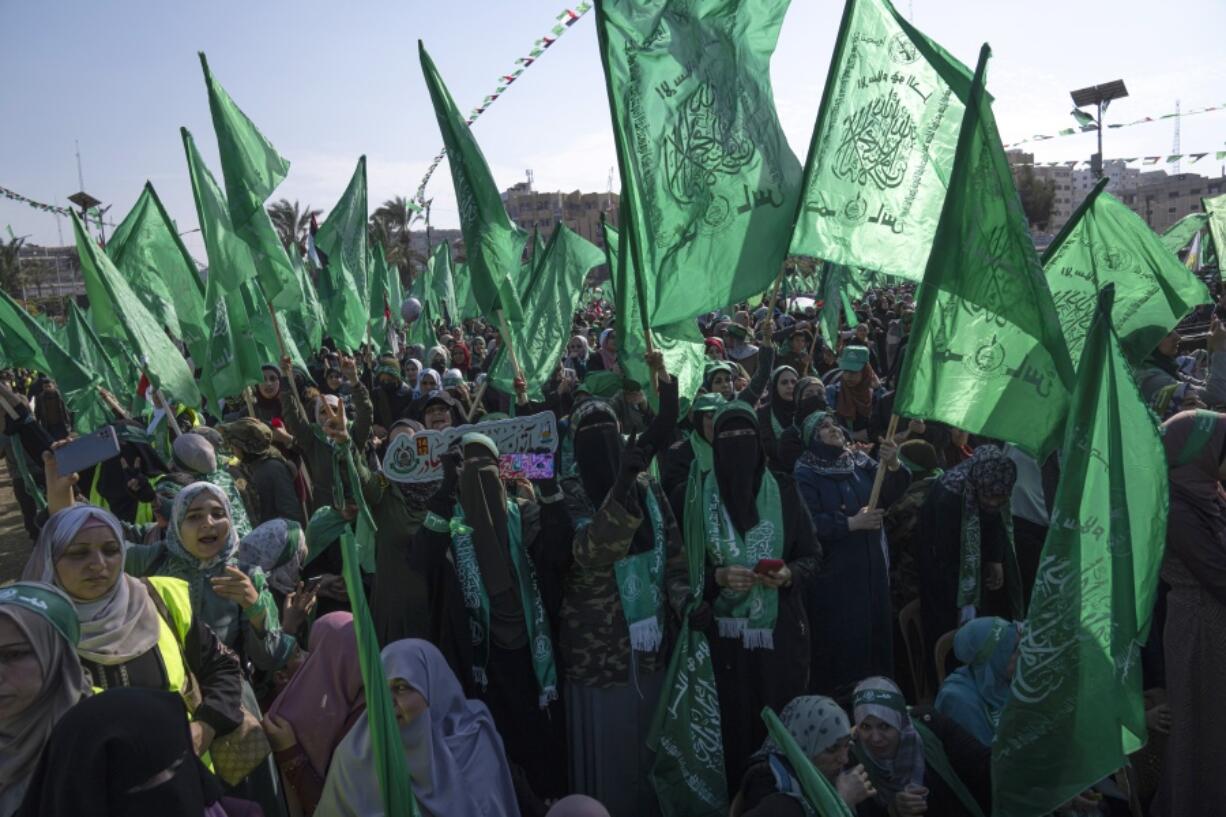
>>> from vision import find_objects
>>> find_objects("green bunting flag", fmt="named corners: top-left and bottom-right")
top-left (419, 42), bottom-right (526, 319)
top-left (761, 707), bottom-right (856, 817)
top-left (1159, 212), bottom-right (1208, 255)
top-left (199, 52), bottom-right (299, 307)
top-left (0, 289), bottom-right (107, 431)
top-left (594, 0), bottom-right (801, 327)
top-left (1203, 192), bottom-right (1226, 274)
top-left (895, 45), bottom-right (1073, 459)
top-left (992, 286), bottom-right (1166, 817)
top-left (1042, 178), bottom-right (1209, 367)
top-left (788, 0), bottom-right (973, 282)
top-left (315, 157), bottom-right (372, 353)
top-left (106, 182), bottom-right (209, 350)
top-left (71, 212), bottom-right (200, 409)
top-left (338, 525), bottom-right (422, 817)
top-left (489, 223), bottom-right (606, 399)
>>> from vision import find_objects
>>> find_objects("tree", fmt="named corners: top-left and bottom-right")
top-left (267, 198), bottom-right (320, 254)
top-left (0, 233), bottom-right (28, 297)
top-left (1015, 165), bottom-right (1056, 231)
top-left (369, 196), bottom-right (424, 276)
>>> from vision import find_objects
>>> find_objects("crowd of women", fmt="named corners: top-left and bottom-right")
top-left (0, 283), bottom-right (1218, 817)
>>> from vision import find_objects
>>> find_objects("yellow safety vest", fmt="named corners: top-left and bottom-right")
top-left (88, 465), bottom-right (155, 526)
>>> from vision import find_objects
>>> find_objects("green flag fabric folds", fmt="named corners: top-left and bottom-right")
top-left (106, 182), bottom-right (208, 348)
top-left (64, 301), bottom-right (131, 411)
top-left (420, 42), bottom-right (526, 318)
top-left (200, 52), bottom-right (298, 307)
top-left (1042, 178), bottom-right (1209, 366)
top-left (788, 0), bottom-right (974, 283)
top-left (72, 212), bottom-right (200, 409)
top-left (992, 286), bottom-right (1166, 817)
top-left (315, 157), bottom-right (372, 353)
top-left (489, 224), bottom-right (606, 399)
top-left (0, 290), bottom-right (106, 430)
top-left (409, 242), bottom-right (453, 349)
top-left (894, 45), bottom-right (1073, 459)
top-left (1159, 212), bottom-right (1208, 255)
top-left (595, 0), bottom-right (802, 327)
top-left (1203, 192), bottom-right (1226, 272)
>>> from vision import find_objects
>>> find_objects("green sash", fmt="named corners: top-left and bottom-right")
top-left (956, 496), bottom-right (1024, 620)
top-left (701, 470), bottom-right (784, 649)
top-left (613, 485), bottom-right (667, 653)
top-left (449, 500), bottom-right (558, 708)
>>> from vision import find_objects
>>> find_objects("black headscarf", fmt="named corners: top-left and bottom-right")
top-left (793, 376), bottom-right (828, 427)
top-left (459, 441), bottom-right (512, 597)
top-left (572, 399), bottom-right (623, 508)
top-left (713, 403), bottom-right (765, 535)
top-left (17, 688), bottom-right (225, 817)
top-left (768, 366), bottom-right (799, 429)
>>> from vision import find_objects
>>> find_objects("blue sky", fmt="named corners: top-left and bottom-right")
top-left (3, 0), bottom-right (1224, 262)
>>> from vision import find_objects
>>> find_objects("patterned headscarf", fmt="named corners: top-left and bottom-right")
top-left (164, 483), bottom-right (240, 571)
top-left (220, 418), bottom-right (274, 457)
top-left (756, 695), bottom-right (850, 760)
top-left (852, 676), bottom-right (925, 803)
top-left (237, 520), bottom-right (306, 595)
top-left (939, 445), bottom-right (1017, 501)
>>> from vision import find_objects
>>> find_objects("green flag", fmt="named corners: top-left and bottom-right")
top-left (894, 45), bottom-right (1073, 459)
top-left (386, 261), bottom-right (405, 329)
top-left (71, 212), bottom-right (200, 409)
top-left (489, 224), bottom-right (606, 398)
top-left (419, 42), bottom-right (525, 318)
top-left (761, 707), bottom-right (856, 817)
top-left (607, 216), bottom-right (706, 411)
top-left (789, 0), bottom-right (974, 283)
top-left (594, 0), bottom-right (801, 327)
top-left (106, 182), bottom-right (208, 348)
top-left (64, 301), bottom-right (131, 408)
top-left (315, 157), bottom-right (372, 353)
top-left (287, 246), bottom-right (325, 354)
top-left (1203, 192), bottom-right (1226, 273)
top-left (452, 260), bottom-right (480, 321)
top-left (339, 525), bottom-right (421, 816)
top-left (1042, 178), bottom-right (1209, 367)
top-left (992, 286), bottom-right (1165, 817)
top-left (199, 52), bottom-right (298, 307)
top-left (0, 289), bottom-right (106, 430)
top-left (409, 242), bottom-right (452, 349)
top-left (1159, 212), bottom-right (1208, 255)
top-left (367, 244), bottom-right (390, 354)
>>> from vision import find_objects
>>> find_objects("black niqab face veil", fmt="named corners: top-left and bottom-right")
top-left (713, 409), bottom-right (765, 535)
top-left (573, 402), bottom-right (622, 506)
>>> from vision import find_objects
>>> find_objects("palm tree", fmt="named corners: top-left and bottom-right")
top-left (0, 233), bottom-right (28, 297)
top-left (370, 196), bottom-right (424, 275)
top-left (267, 199), bottom-right (320, 255)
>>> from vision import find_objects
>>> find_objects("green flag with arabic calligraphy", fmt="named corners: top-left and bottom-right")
top-left (992, 286), bottom-right (1165, 817)
top-left (594, 0), bottom-right (802, 327)
top-left (64, 301), bottom-right (130, 410)
top-left (106, 182), bottom-right (208, 348)
top-left (789, 0), bottom-right (974, 283)
top-left (419, 42), bottom-right (525, 319)
top-left (894, 45), bottom-right (1073, 459)
top-left (1042, 178), bottom-right (1209, 367)
top-left (315, 157), bottom-right (372, 353)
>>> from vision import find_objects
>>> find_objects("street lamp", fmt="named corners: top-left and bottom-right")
top-left (1071, 80), bottom-right (1129, 179)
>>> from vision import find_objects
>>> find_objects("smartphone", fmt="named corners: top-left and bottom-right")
top-left (498, 453), bottom-right (555, 480)
top-left (303, 575), bottom-right (324, 592)
top-left (753, 558), bottom-right (785, 575)
top-left (54, 426), bottom-right (121, 476)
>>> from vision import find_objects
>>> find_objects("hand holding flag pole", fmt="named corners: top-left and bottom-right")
top-left (867, 414), bottom-right (900, 510)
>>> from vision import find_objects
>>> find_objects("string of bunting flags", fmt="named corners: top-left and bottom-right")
top-left (410, 2), bottom-right (592, 211)
top-left (1003, 101), bottom-right (1225, 148)
top-left (0, 184), bottom-right (116, 229)
top-left (1013, 149), bottom-right (1226, 169)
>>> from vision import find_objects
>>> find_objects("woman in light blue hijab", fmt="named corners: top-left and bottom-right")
top-left (934, 616), bottom-right (1021, 747)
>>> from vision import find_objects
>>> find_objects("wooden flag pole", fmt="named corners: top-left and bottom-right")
top-left (866, 414), bottom-right (900, 511)
top-left (151, 386), bottom-right (183, 439)
top-left (764, 263), bottom-right (788, 324)
top-left (465, 379), bottom-right (489, 423)
top-left (266, 300), bottom-right (296, 396)
top-left (804, 321), bottom-right (823, 378)
top-left (495, 309), bottom-right (525, 384)
top-left (243, 387), bottom-right (256, 418)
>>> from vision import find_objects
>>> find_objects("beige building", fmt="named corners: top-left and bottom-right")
top-left (1117, 170), bottom-right (1226, 233)
top-left (501, 181), bottom-right (619, 247)
top-left (1007, 150), bottom-right (1076, 230)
